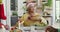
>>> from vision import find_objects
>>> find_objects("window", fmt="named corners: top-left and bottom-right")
top-left (10, 0), bottom-right (18, 11)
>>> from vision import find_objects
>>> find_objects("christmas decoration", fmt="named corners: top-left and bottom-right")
top-left (0, 4), bottom-right (6, 20)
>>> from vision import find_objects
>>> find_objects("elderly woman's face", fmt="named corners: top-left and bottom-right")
top-left (27, 3), bottom-right (36, 12)
top-left (27, 6), bottom-right (35, 12)
top-left (30, 6), bottom-right (34, 11)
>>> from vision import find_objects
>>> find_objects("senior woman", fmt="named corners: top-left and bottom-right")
top-left (18, 3), bottom-right (47, 27)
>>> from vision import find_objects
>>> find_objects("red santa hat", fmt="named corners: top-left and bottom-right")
top-left (0, 4), bottom-right (6, 20)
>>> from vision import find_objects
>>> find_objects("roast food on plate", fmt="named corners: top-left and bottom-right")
top-left (33, 22), bottom-right (47, 27)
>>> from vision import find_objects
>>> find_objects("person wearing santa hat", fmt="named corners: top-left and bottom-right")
top-left (0, 0), bottom-right (9, 32)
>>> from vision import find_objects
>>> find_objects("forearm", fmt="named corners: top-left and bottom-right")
top-left (31, 18), bottom-right (41, 21)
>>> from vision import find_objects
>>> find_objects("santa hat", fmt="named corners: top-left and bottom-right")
top-left (0, 4), bottom-right (6, 20)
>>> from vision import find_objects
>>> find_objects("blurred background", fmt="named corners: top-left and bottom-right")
top-left (0, 0), bottom-right (60, 32)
